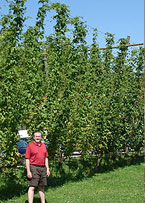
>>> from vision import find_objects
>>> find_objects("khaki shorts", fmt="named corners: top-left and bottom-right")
top-left (27, 165), bottom-right (47, 187)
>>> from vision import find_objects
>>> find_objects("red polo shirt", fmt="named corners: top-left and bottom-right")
top-left (25, 141), bottom-right (48, 166)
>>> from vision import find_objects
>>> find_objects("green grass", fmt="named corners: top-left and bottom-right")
top-left (3, 162), bottom-right (144, 203)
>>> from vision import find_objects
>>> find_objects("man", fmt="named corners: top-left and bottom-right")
top-left (25, 132), bottom-right (50, 203)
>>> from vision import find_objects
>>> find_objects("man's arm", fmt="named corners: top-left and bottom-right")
top-left (45, 157), bottom-right (50, 176)
top-left (25, 159), bottom-right (32, 179)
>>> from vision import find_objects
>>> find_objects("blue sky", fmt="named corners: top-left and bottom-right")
top-left (0, 0), bottom-right (144, 48)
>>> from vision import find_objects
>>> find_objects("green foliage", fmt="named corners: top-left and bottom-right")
top-left (0, 0), bottom-right (143, 169)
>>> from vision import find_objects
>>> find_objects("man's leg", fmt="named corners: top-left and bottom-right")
top-left (38, 185), bottom-right (45, 203)
top-left (28, 186), bottom-right (35, 203)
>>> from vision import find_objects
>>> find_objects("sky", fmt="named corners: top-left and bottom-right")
top-left (0, 0), bottom-right (144, 48)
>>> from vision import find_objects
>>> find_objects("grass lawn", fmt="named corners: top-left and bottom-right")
top-left (4, 162), bottom-right (143, 203)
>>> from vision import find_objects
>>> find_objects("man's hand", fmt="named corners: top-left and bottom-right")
top-left (27, 171), bottom-right (32, 179)
top-left (25, 159), bottom-right (32, 179)
top-left (46, 168), bottom-right (50, 176)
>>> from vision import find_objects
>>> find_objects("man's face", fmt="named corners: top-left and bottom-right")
top-left (33, 132), bottom-right (42, 143)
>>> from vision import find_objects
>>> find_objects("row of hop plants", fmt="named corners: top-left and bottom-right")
top-left (0, 0), bottom-right (144, 168)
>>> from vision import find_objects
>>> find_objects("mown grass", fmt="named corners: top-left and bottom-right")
top-left (0, 155), bottom-right (143, 203)
top-left (45, 163), bottom-right (144, 203)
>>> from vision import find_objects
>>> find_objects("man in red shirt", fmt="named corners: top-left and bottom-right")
top-left (25, 132), bottom-right (50, 203)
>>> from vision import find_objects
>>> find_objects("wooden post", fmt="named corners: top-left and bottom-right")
top-left (98, 43), bottom-right (144, 50)
top-left (144, 0), bottom-right (145, 163)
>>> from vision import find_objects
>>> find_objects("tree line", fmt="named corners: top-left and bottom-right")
top-left (0, 0), bottom-right (144, 167)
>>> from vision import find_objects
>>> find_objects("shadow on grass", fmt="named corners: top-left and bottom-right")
top-left (96, 152), bottom-right (143, 173)
top-left (0, 167), bottom-right (28, 201)
top-left (45, 153), bottom-right (143, 190)
top-left (25, 198), bottom-right (48, 203)
top-left (0, 153), bottom-right (143, 201)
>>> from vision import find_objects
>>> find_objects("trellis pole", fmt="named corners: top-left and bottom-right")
top-left (99, 43), bottom-right (143, 50)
